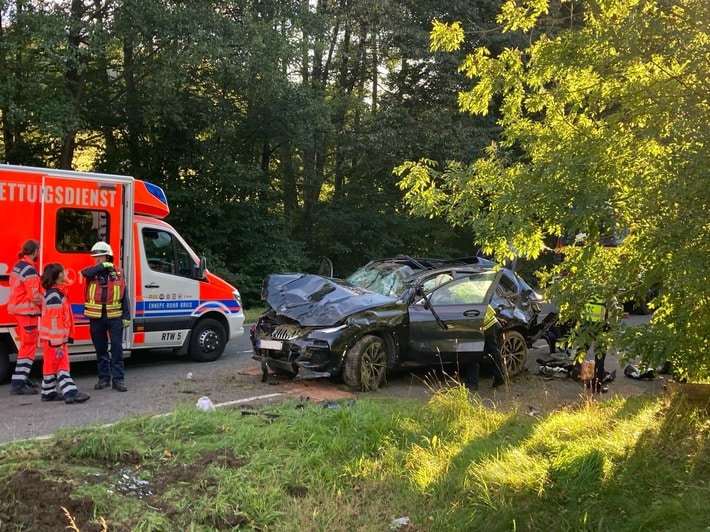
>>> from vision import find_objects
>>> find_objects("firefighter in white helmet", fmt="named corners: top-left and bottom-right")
top-left (80, 241), bottom-right (131, 392)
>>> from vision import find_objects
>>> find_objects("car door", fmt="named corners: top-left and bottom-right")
top-left (407, 270), bottom-right (500, 366)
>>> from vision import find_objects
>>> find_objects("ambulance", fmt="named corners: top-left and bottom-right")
top-left (0, 164), bottom-right (245, 382)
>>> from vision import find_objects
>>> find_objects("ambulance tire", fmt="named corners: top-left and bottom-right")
top-left (0, 343), bottom-right (9, 383)
top-left (188, 318), bottom-right (227, 362)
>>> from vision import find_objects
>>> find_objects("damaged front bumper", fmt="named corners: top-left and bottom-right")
top-left (251, 322), bottom-right (349, 379)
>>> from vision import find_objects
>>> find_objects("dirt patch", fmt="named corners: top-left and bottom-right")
top-left (280, 378), bottom-right (357, 403)
top-left (146, 450), bottom-right (252, 528)
top-left (0, 469), bottom-right (102, 532)
top-left (0, 451), bottom-right (255, 531)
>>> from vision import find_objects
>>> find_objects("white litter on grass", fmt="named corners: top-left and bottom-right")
top-left (390, 516), bottom-right (410, 529)
top-left (196, 396), bottom-right (216, 411)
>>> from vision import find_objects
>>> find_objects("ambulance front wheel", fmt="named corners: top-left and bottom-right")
top-left (189, 318), bottom-right (227, 362)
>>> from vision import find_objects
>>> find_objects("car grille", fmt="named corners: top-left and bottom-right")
top-left (271, 324), bottom-right (304, 340)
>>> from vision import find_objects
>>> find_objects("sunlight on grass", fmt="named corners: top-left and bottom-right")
top-left (1, 385), bottom-right (708, 530)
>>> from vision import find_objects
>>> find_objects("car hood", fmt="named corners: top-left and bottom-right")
top-left (262, 274), bottom-right (396, 326)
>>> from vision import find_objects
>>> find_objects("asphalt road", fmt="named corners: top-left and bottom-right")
top-left (0, 330), bottom-right (263, 444)
top-left (1, 314), bottom-right (663, 445)
top-left (0, 329), bottom-right (438, 444)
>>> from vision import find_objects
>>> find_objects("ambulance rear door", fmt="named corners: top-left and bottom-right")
top-left (40, 173), bottom-right (128, 348)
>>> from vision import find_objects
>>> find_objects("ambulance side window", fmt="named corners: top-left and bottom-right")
top-left (142, 228), bottom-right (196, 278)
top-left (57, 209), bottom-right (109, 252)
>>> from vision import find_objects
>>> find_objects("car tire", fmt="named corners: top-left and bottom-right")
top-left (188, 318), bottom-right (227, 362)
top-left (343, 335), bottom-right (388, 391)
top-left (500, 330), bottom-right (527, 377)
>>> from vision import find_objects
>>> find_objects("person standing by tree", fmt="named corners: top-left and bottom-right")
top-left (81, 242), bottom-right (130, 392)
top-left (576, 300), bottom-right (611, 394)
top-left (38, 263), bottom-right (90, 404)
top-left (8, 239), bottom-right (42, 395)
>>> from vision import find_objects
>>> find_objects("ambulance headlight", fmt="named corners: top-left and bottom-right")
top-left (233, 289), bottom-right (243, 308)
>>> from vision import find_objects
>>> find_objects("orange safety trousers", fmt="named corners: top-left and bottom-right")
top-left (41, 340), bottom-right (70, 375)
top-left (15, 314), bottom-right (39, 362)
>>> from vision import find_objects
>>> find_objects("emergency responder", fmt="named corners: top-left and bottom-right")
top-left (577, 301), bottom-right (610, 394)
top-left (464, 304), bottom-right (507, 390)
top-left (38, 263), bottom-right (90, 404)
top-left (81, 242), bottom-right (130, 392)
top-left (8, 239), bottom-right (43, 395)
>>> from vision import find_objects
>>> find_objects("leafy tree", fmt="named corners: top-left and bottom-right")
top-left (396, 0), bottom-right (709, 379)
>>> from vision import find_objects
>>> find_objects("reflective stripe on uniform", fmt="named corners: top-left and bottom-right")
top-left (483, 305), bottom-right (498, 331)
top-left (8, 259), bottom-right (41, 315)
top-left (39, 288), bottom-right (73, 345)
top-left (83, 269), bottom-right (126, 318)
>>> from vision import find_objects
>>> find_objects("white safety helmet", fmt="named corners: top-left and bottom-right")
top-left (90, 241), bottom-right (114, 257)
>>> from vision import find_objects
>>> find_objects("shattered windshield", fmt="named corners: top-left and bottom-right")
top-left (346, 264), bottom-right (415, 298)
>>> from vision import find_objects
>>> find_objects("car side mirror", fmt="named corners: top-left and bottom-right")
top-left (318, 257), bottom-right (334, 277)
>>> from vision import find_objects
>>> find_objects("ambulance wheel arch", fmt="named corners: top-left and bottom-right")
top-left (188, 316), bottom-right (228, 362)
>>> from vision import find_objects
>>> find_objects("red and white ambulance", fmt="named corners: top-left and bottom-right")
top-left (0, 164), bottom-right (245, 382)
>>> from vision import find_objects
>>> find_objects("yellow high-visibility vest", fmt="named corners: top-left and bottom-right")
top-left (483, 305), bottom-right (498, 331)
top-left (584, 302), bottom-right (607, 322)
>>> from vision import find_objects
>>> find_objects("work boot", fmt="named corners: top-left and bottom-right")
top-left (94, 380), bottom-right (110, 390)
top-left (65, 391), bottom-right (91, 404)
top-left (112, 380), bottom-right (127, 392)
top-left (11, 384), bottom-right (39, 396)
top-left (492, 378), bottom-right (507, 389)
top-left (41, 393), bottom-right (65, 402)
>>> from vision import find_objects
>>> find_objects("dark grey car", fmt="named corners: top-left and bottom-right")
top-left (250, 256), bottom-right (557, 391)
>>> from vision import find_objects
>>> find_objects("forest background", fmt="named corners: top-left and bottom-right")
top-left (1, 0), bottom-right (517, 305)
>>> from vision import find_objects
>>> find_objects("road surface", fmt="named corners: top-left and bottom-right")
top-left (0, 315), bottom-right (665, 444)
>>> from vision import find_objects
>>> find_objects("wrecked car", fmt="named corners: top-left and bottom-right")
top-left (250, 255), bottom-right (558, 391)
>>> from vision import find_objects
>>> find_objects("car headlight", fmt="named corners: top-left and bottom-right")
top-left (233, 289), bottom-right (243, 308)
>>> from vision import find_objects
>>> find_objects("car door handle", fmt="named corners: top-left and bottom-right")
top-left (463, 309), bottom-right (481, 317)
top-left (144, 283), bottom-right (160, 288)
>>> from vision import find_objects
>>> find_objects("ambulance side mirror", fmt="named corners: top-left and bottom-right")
top-left (195, 256), bottom-right (207, 280)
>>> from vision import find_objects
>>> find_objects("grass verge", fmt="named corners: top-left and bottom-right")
top-left (0, 386), bottom-right (708, 531)
top-left (243, 305), bottom-right (267, 325)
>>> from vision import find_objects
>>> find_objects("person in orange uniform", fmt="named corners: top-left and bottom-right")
top-left (81, 242), bottom-right (130, 392)
top-left (38, 263), bottom-right (90, 404)
top-left (8, 239), bottom-right (42, 395)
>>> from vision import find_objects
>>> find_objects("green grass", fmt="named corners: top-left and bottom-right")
top-left (244, 305), bottom-right (267, 324)
top-left (1, 387), bottom-right (708, 531)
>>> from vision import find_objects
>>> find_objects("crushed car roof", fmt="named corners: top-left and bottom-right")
top-left (261, 273), bottom-right (397, 326)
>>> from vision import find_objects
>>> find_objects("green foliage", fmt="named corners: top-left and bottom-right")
top-left (397, 0), bottom-right (710, 379)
